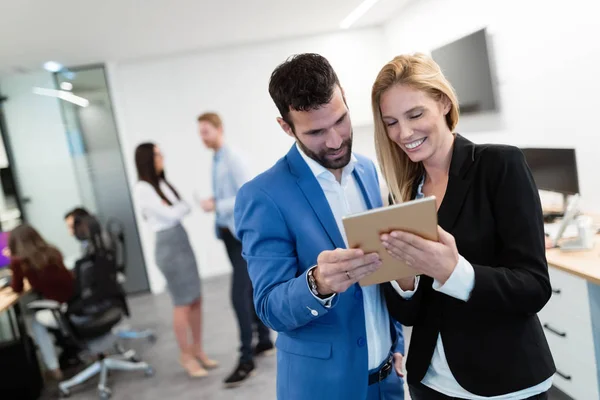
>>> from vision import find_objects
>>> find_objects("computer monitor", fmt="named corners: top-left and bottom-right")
top-left (0, 231), bottom-right (10, 269)
top-left (521, 148), bottom-right (579, 195)
top-left (431, 29), bottom-right (498, 115)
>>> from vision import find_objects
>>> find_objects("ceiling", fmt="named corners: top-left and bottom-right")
top-left (0, 0), bottom-right (409, 76)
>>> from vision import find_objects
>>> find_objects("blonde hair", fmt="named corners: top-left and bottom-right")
top-left (372, 53), bottom-right (459, 203)
top-left (197, 112), bottom-right (223, 129)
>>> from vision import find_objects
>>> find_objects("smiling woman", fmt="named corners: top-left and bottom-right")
top-left (372, 53), bottom-right (459, 204)
top-left (372, 53), bottom-right (556, 400)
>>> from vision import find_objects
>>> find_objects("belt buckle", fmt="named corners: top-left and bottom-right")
top-left (378, 357), bottom-right (392, 382)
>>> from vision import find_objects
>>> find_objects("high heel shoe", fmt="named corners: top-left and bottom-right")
top-left (197, 355), bottom-right (219, 370)
top-left (179, 355), bottom-right (208, 378)
top-left (192, 346), bottom-right (219, 369)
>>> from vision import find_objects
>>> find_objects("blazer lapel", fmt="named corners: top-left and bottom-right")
top-left (353, 163), bottom-right (376, 210)
top-left (437, 134), bottom-right (476, 231)
top-left (287, 146), bottom-right (346, 249)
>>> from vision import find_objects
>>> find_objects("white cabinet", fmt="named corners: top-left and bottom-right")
top-left (538, 267), bottom-right (599, 400)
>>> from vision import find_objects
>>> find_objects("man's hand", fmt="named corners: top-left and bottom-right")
top-left (200, 198), bottom-right (216, 213)
top-left (393, 352), bottom-right (404, 377)
top-left (313, 248), bottom-right (382, 295)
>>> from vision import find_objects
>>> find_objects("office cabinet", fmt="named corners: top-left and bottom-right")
top-left (538, 266), bottom-right (599, 399)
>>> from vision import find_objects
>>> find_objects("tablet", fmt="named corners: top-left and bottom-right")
top-left (342, 196), bottom-right (438, 286)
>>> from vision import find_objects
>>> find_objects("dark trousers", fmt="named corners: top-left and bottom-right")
top-left (220, 227), bottom-right (271, 363)
top-left (409, 382), bottom-right (548, 400)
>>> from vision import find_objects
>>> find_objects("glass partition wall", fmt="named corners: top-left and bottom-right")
top-left (0, 65), bottom-right (149, 293)
top-left (53, 66), bottom-right (149, 293)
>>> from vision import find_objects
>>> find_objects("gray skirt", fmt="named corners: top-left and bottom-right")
top-left (155, 224), bottom-right (201, 306)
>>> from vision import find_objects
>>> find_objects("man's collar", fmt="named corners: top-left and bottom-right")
top-left (214, 144), bottom-right (227, 160)
top-left (295, 142), bottom-right (357, 181)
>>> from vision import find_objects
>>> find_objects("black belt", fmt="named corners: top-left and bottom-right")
top-left (368, 355), bottom-right (393, 386)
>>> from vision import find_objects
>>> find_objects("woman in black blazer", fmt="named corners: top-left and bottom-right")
top-left (371, 53), bottom-right (555, 399)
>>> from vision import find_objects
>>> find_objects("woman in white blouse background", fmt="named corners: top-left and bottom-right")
top-left (134, 143), bottom-right (217, 378)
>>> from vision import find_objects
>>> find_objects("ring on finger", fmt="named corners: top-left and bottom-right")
top-left (346, 271), bottom-right (352, 280)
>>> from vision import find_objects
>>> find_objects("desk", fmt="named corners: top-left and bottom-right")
top-left (1, 280), bottom-right (31, 340)
top-left (0, 280), bottom-right (44, 398)
top-left (0, 280), bottom-right (31, 313)
top-left (546, 236), bottom-right (600, 285)
top-left (0, 280), bottom-right (33, 365)
top-left (540, 235), bottom-right (600, 399)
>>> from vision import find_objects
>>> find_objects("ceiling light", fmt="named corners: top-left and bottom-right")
top-left (60, 82), bottom-right (73, 91)
top-left (32, 87), bottom-right (89, 107)
top-left (340, 0), bottom-right (381, 29)
top-left (43, 61), bottom-right (64, 72)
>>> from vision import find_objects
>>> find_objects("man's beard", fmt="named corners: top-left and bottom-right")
top-left (296, 134), bottom-right (353, 170)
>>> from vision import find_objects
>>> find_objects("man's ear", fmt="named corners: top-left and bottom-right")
top-left (277, 117), bottom-right (295, 139)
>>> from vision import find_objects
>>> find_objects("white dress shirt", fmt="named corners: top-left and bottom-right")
top-left (391, 175), bottom-right (552, 399)
top-left (135, 180), bottom-right (191, 232)
top-left (297, 144), bottom-right (392, 370)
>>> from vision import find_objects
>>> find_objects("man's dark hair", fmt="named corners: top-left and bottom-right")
top-left (268, 53), bottom-right (341, 131)
top-left (65, 207), bottom-right (90, 220)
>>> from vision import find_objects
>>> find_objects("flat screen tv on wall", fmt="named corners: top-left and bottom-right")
top-left (431, 28), bottom-right (498, 114)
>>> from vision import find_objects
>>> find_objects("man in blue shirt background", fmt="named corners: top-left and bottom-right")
top-left (197, 112), bottom-right (273, 388)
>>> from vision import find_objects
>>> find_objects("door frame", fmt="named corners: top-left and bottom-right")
top-left (0, 91), bottom-right (26, 230)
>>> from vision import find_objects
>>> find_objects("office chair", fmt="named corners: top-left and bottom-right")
top-left (73, 214), bottom-right (156, 343)
top-left (29, 218), bottom-right (154, 399)
top-left (105, 218), bottom-right (156, 343)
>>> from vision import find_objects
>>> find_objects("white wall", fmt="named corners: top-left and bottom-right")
top-left (0, 71), bottom-right (83, 256)
top-left (109, 28), bottom-right (387, 293)
top-left (383, 0), bottom-right (600, 213)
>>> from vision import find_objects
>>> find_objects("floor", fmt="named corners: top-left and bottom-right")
top-left (42, 274), bottom-right (277, 400)
top-left (39, 274), bottom-right (569, 400)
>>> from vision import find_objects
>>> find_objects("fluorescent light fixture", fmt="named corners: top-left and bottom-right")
top-left (60, 82), bottom-right (73, 91)
top-left (43, 61), bottom-right (63, 72)
top-left (32, 87), bottom-right (89, 107)
top-left (340, 0), bottom-right (381, 29)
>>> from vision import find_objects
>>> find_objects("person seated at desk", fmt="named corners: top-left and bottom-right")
top-left (64, 207), bottom-right (113, 257)
top-left (8, 223), bottom-right (74, 381)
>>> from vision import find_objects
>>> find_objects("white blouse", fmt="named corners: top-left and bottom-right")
top-left (135, 180), bottom-right (191, 232)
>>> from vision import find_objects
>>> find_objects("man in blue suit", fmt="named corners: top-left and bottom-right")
top-left (234, 53), bottom-right (405, 400)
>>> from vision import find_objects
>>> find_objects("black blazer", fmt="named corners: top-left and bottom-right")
top-left (384, 134), bottom-right (555, 396)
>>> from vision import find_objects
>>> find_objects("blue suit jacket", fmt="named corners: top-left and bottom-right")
top-left (234, 145), bottom-right (405, 399)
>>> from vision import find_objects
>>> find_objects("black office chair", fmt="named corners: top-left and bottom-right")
top-left (29, 218), bottom-right (154, 399)
top-left (105, 217), bottom-right (156, 342)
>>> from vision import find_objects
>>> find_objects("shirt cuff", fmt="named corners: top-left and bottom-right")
top-left (432, 255), bottom-right (475, 302)
top-left (390, 276), bottom-right (420, 299)
top-left (306, 266), bottom-right (336, 308)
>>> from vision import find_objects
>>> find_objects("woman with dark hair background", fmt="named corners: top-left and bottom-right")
top-left (9, 223), bottom-right (74, 381)
top-left (134, 142), bottom-right (217, 378)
